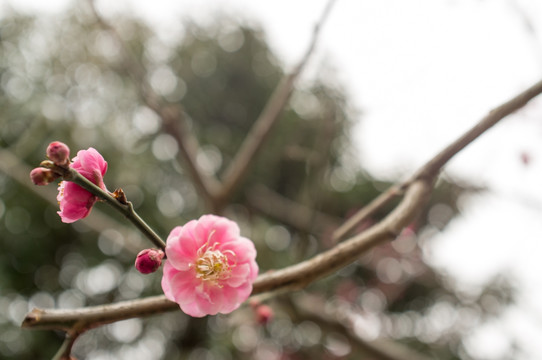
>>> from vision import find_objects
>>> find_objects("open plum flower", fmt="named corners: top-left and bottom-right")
top-left (57, 147), bottom-right (108, 223)
top-left (161, 214), bottom-right (259, 317)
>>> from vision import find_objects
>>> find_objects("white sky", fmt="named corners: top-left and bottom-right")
top-left (3, 0), bottom-right (542, 358)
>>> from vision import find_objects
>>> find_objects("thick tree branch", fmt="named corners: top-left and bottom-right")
top-left (21, 180), bottom-right (431, 331)
top-left (252, 179), bottom-right (432, 293)
top-left (22, 295), bottom-right (177, 331)
top-left (216, 0), bottom-right (337, 207)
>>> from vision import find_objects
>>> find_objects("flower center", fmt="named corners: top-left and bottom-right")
top-left (195, 241), bottom-right (235, 284)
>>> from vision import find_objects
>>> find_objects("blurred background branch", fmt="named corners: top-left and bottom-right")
top-left (87, 0), bottom-right (221, 207)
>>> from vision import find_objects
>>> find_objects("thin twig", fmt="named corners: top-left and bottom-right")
top-left (52, 331), bottom-right (80, 360)
top-left (217, 0), bottom-right (337, 207)
top-left (332, 78), bottom-right (542, 242)
top-left (87, 0), bottom-right (220, 207)
top-left (332, 184), bottom-right (403, 242)
top-left (66, 168), bottom-right (166, 250)
top-left (411, 78), bottom-right (542, 181)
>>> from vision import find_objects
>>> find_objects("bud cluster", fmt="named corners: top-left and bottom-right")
top-left (30, 141), bottom-right (71, 186)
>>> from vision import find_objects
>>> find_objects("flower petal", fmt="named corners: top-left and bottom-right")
top-left (161, 262), bottom-right (197, 305)
top-left (226, 263), bottom-right (250, 288)
top-left (166, 224), bottom-right (197, 270)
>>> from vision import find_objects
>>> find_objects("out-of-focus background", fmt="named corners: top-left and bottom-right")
top-left (1, 0), bottom-right (542, 359)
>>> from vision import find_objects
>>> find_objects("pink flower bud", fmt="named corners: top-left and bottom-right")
top-left (30, 167), bottom-right (59, 185)
top-left (250, 300), bottom-right (273, 325)
top-left (135, 248), bottom-right (165, 274)
top-left (46, 141), bottom-right (70, 166)
top-left (255, 304), bottom-right (273, 325)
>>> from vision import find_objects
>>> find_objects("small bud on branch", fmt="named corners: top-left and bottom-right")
top-left (135, 249), bottom-right (164, 274)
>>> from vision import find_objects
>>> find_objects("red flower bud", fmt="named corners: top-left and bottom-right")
top-left (46, 141), bottom-right (70, 166)
top-left (30, 167), bottom-right (59, 186)
top-left (255, 304), bottom-right (273, 325)
top-left (135, 248), bottom-right (164, 274)
top-left (250, 300), bottom-right (273, 325)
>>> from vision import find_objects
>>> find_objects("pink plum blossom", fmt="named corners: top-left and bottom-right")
top-left (57, 147), bottom-right (108, 223)
top-left (161, 214), bottom-right (259, 317)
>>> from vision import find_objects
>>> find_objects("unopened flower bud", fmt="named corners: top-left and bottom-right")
top-left (46, 141), bottom-right (70, 166)
top-left (250, 299), bottom-right (273, 325)
top-left (135, 248), bottom-right (164, 274)
top-left (255, 304), bottom-right (273, 325)
top-left (30, 167), bottom-right (59, 186)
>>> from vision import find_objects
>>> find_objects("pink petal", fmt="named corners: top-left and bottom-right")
top-left (161, 262), bottom-right (197, 305)
top-left (193, 215), bottom-right (217, 246)
top-left (219, 237), bottom-right (256, 264)
top-left (205, 215), bottom-right (240, 246)
top-left (56, 147), bottom-right (108, 223)
top-left (57, 182), bottom-right (97, 223)
top-left (249, 258), bottom-right (259, 281)
top-left (179, 219), bottom-right (207, 255)
top-left (166, 224), bottom-right (197, 270)
top-left (230, 281), bottom-right (253, 303)
top-left (77, 148), bottom-right (107, 176)
top-left (218, 286), bottom-right (242, 313)
top-left (195, 284), bottom-right (224, 315)
top-left (180, 301), bottom-right (206, 318)
top-left (226, 263), bottom-right (250, 288)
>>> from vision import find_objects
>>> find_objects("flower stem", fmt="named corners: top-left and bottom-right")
top-left (67, 168), bottom-right (166, 250)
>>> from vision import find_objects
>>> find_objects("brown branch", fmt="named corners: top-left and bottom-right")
top-left (21, 77), bottom-right (542, 333)
top-left (216, 0), bottom-right (337, 207)
top-left (332, 183), bottom-right (403, 242)
top-left (253, 179), bottom-right (432, 293)
top-left (247, 184), bottom-right (341, 235)
top-left (88, 0), bottom-right (336, 211)
top-left (22, 295), bottom-right (177, 331)
top-left (87, 0), bottom-right (221, 207)
top-left (21, 180), bottom-right (431, 330)
top-left (333, 78), bottom-right (542, 242)
top-left (411, 79), bottom-right (542, 180)
top-left (292, 295), bottom-right (433, 360)
top-left (52, 331), bottom-right (80, 360)
top-left (304, 312), bottom-right (433, 360)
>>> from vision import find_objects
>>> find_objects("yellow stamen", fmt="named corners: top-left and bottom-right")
top-left (193, 231), bottom-right (236, 286)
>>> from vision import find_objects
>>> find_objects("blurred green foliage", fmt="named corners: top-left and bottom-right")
top-left (0, 3), bottom-right (515, 360)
